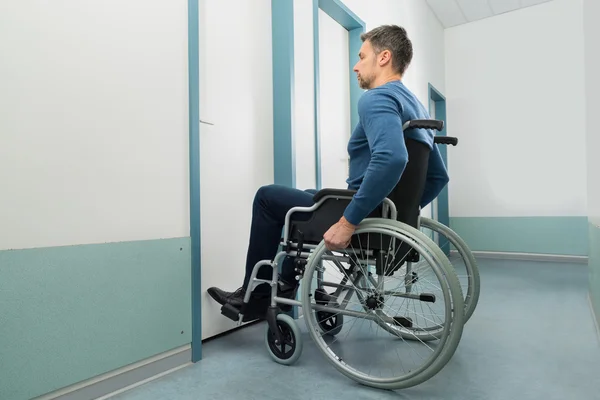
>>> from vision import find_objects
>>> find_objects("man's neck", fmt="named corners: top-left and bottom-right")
top-left (371, 73), bottom-right (403, 89)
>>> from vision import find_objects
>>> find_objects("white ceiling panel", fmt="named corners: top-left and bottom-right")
top-left (426, 0), bottom-right (555, 28)
top-left (488, 0), bottom-right (521, 14)
top-left (519, 0), bottom-right (552, 7)
top-left (425, 0), bottom-right (467, 28)
top-left (456, 0), bottom-right (493, 21)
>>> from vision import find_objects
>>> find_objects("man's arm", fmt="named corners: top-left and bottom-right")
top-left (420, 143), bottom-right (449, 208)
top-left (343, 90), bottom-right (408, 226)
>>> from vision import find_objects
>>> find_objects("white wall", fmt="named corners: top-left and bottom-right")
top-left (0, 0), bottom-right (190, 251)
top-left (0, 0), bottom-right (445, 342)
top-left (584, 0), bottom-right (600, 226)
top-left (293, 0), bottom-right (446, 192)
top-left (199, 0), bottom-right (274, 339)
top-left (0, 0), bottom-right (274, 340)
top-left (444, 0), bottom-right (587, 218)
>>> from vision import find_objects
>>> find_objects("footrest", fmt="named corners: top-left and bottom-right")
top-left (221, 303), bottom-right (240, 321)
top-left (393, 316), bottom-right (413, 328)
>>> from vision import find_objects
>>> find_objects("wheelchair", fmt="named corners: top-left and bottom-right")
top-left (219, 119), bottom-right (479, 390)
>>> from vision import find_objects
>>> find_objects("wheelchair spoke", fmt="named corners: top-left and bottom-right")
top-left (299, 223), bottom-right (464, 389)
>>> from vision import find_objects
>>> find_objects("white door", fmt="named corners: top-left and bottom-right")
top-left (318, 9), bottom-right (351, 190)
top-left (199, 0), bottom-right (274, 340)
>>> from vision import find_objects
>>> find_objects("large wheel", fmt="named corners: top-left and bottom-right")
top-left (359, 218), bottom-right (465, 343)
top-left (419, 216), bottom-right (480, 323)
top-left (300, 219), bottom-right (465, 390)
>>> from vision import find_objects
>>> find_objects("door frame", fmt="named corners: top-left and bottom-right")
top-left (428, 83), bottom-right (450, 255)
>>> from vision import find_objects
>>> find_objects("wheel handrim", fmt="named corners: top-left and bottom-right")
top-left (419, 216), bottom-right (480, 322)
top-left (300, 224), bottom-right (464, 388)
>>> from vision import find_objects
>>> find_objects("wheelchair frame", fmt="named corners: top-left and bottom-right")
top-left (237, 196), bottom-right (398, 324)
top-left (216, 119), bottom-right (479, 390)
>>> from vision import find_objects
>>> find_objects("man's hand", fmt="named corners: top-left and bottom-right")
top-left (323, 216), bottom-right (357, 251)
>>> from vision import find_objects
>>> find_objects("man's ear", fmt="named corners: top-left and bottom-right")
top-left (378, 50), bottom-right (392, 67)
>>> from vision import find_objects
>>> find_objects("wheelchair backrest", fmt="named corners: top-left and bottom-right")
top-left (386, 137), bottom-right (430, 228)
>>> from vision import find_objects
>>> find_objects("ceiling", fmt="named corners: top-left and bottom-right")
top-left (425, 0), bottom-right (554, 28)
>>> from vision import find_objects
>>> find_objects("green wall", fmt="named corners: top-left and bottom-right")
top-left (589, 222), bottom-right (600, 326)
top-left (0, 238), bottom-right (192, 400)
top-left (449, 216), bottom-right (589, 256)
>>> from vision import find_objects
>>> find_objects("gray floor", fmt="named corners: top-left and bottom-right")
top-left (110, 259), bottom-right (600, 400)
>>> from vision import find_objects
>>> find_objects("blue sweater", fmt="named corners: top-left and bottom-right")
top-left (343, 80), bottom-right (449, 226)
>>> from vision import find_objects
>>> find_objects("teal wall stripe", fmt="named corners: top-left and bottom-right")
top-left (589, 222), bottom-right (600, 324)
top-left (428, 84), bottom-right (449, 255)
top-left (0, 238), bottom-right (192, 400)
top-left (187, 0), bottom-right (202, 363)
top-left (272, 0), bottom-right (296, 188)
top-left (449, 216), bottom-right (589, 256)
top-left (313, 0), bottom-right (365, 190)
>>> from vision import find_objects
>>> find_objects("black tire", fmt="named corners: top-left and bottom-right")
top-left (264, 314), bottom-right (303, 365)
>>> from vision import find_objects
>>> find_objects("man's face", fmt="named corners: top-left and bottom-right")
top-left (353, 40), bottom-right (378, 89)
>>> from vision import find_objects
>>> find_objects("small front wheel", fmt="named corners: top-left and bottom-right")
top-left (265, 313), bottom-right (303, 365)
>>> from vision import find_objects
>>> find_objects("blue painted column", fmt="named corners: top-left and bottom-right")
top-left (272, 0), bottom-right (297, 318)
top-left (435, 101), bottom-right (449, 255)
top-left (188, 0), bottom-right (202, 362)
top-left (428, 84), bottom-right (449, 256)
top-left (272, 0), bottom-right (296, 188)
top-left (313, 0), bottom-right (322, 190)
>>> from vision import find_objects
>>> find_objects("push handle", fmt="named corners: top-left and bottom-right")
top-left (403, 119), bottom-right (444, 131)
top-left (434, 136), bottom-right (458, 146)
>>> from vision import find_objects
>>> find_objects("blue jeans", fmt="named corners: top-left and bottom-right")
top-left (243, 184), bottom-right (317, 291)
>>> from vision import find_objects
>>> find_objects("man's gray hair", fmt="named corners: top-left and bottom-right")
top-left (361, 25), bottom-right (413, 75)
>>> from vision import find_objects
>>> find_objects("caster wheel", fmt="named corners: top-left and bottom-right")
top-left (316, 306), bottom-right (343, 336)
top-left (265, 313), bottom-right (303, 365)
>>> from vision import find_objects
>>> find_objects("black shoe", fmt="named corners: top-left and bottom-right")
top-left (207, 286), bottom-right (246, 308)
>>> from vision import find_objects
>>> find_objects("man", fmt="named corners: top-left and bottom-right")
top-left (207, 24), bottom-right (449, 313)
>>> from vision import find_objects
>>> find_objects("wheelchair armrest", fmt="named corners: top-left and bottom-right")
top-left (312, 188), bottom-right (357, 202)
top-left (433, 136), bottom-right (458, 146)
top-left (403, 119), bottom-right (444, 131)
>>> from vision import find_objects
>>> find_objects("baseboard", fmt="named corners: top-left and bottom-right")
top-left (590, 294), bottom-right (600, 346)
top-left (33, 345), bottom-right (191, 400)
top-left (449, 216), bottom-right (589, 256)
top-left (451, 250), bottom-right (589, 264)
